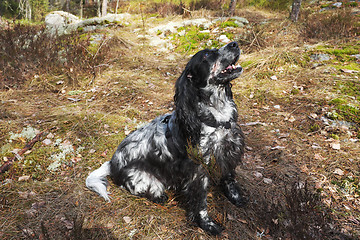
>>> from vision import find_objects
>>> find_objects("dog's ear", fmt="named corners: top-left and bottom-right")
top-left (174, 70), bottom-right (201, 145)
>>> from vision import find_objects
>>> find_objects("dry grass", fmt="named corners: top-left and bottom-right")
top-left (1, 4), bottom-right (360, 240)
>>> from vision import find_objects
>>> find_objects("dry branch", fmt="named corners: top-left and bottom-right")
top-left (0, 131), bottom-right (45, 174)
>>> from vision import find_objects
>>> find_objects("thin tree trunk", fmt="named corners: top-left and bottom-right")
top-left (80, 0), bottom-right (83, 19)
top-left (290, 0), bottom-right (302, 22)
top-left (66, 0), bottom-right (70, 12)
top-left (102, 0), bottom-right (107, 17)
top-left (25, 0), bottom-right (31, 20)
top-left (97, 0), bottom-right (101, 17)
top-left (115, 0), bottom-right (119, 14)
top-left (229, 0), bottom-right (236, 16)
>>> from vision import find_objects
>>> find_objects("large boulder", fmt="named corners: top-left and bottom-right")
top-left (45, 11), bottom-right (80, 35)
top-left (45, 11), bottom-right (132, 36)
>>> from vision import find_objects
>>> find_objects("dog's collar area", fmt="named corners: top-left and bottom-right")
top-left (203, 119), bottom-right (232, 129)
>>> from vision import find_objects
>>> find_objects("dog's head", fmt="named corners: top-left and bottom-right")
top-left (174, 42), bottom-right (243, 145)
top-left (184, 41), bottom-right (243, 87)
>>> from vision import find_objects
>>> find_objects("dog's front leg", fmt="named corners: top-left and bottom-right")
top-left (182, 167), bottom-right (223, 235)
top-left (221, 173), bottom-right (248, 207)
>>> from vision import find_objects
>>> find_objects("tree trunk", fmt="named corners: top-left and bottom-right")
top-left (290, 0), bottom-right (302, 22)
top-left (229, 0), bottom-right (236, 16)
top-left (97, 0), bottom-right (101, 17)
top-left (115, 0), bottom-right (119, 14)
top-left (66, 0), bottom-right (70, 12)
top-left (102, 0), bottom-right (107, 17)
top-left (25, 0), bottom-right (31, 20)
top-left (80, 0), bottom-right (83, 19)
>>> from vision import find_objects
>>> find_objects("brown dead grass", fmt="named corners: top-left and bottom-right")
top-left (1, 5), bottom-right (360, 240)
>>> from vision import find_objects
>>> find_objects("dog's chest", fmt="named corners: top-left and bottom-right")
top-left (199, 125), bottom-right (229, 163)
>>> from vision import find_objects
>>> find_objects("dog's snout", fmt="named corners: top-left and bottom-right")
top-left (228, 42), bottom-right (238, 49)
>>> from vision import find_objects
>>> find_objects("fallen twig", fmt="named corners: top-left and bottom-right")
top-left (0, 131), bottom-right (46, 174)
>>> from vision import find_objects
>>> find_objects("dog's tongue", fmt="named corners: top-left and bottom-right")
top-left (226, 65), bottom-right (234, 70)
top-left (226, 64), bottom-right (241, 70)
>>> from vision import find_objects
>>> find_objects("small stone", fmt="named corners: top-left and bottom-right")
top-left (18, 176), bottom-right (30, 182)
top-left (330, 142), bottom-right (341, 150)
top-left (263, 178), bottom-right (273, 184)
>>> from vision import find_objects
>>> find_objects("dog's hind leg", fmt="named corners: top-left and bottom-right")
top-left (182, 167), bottom-right (223, 235)
top-left (123, 167), bottom-right (168, 204)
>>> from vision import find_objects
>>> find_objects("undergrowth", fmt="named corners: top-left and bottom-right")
top-left (304, 8), bottom-right (359, 40)
top-left (0, 22), bottom-right (119, 89)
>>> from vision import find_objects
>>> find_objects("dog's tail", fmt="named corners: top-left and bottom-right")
top-left (86, 161), bottom-right (111, 202)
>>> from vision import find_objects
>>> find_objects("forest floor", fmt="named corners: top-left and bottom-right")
top-left (1, 5), bottom-right (360, 240)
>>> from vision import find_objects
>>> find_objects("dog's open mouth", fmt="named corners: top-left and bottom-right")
top-left (220, 63), bottom-right (242, 75)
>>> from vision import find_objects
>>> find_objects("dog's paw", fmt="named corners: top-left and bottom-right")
top-left (222, 180), bottom-right (248, 207)
top-left (152, 193), bottom-right (168, 205)
top-left (198, 218), bottom-right (223, 235)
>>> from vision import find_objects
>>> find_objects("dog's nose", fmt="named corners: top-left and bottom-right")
top-left (228, 42), bottom-right (238, 48)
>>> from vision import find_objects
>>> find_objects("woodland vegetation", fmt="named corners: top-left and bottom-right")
top-left (0, 0), bottom-right (359, 239)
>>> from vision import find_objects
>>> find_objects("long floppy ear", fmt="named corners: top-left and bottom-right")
top-left (174, 69), bottom-right (202, 146)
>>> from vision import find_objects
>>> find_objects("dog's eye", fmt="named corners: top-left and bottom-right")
top-left (204, 53), bottom-right (209, 59)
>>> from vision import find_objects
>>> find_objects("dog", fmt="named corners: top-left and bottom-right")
top-left (86, 41), bottom-right (246, 235)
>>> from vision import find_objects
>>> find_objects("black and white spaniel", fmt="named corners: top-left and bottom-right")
top-left (86, 42), bottom-right (246, 235)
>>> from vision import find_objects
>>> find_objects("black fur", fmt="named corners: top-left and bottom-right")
top-left (86, 42), bottom-right (246, 235)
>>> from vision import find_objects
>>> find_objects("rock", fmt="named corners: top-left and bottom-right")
top-left (218, 35), bottom-right (231, 44)
top-left (213, 17), bottom-right (249, 26)
top-left (351, 54), bottom-right (360, 60)
top-left (310, 54), bottom-right (331, 62)
top-left (45, 12), bottom-right (130, 36)
top-left (45, 11), bottom-right (80, 35)
top-left (333, 2), bottom-right (342, 8)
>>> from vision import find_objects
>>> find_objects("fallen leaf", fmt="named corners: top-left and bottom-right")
top-left (32, 201), bottom-right (46, 209)
top-left (270, 75), bottom-right (278, 80)
top-left (263, 178), bottom-right (273, 184)
top-left (314, 153), bottom-right (324, 160)
top-left (101, 149), bottom-right (108, 158)
top-left (254, 172), bottom-right (263, 178)
top-left (238, 218), bottom-right (248, 224)
top-left (123, 216), bottom-right (132, 224)
top-left (42, 139), bottom-right (52, 145)
top-left (333, 168), bottom-right (344, 176)
top-left (315, 181), bottom-right (323, 189)
top-left (287, 116), bottom-right (296, 122)
top-left (18, 175), bottom-right (30, 182)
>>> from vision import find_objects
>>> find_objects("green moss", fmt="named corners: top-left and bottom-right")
top-left (171, 26), bottom-right (214, 54)
top-left (241, 60), bottom-right (255, 68)
top-left (329, 97), bottom-right (360, 124)
top-left (329, 98), bottom-right (347, 106)
top-left (315, 43), bottom-right (360, 63)
top-left (329, 133), bottom-right (339, 140)
top-left (291, 88), bottom-right (300, 95)
top-left (335, 81), bottom-right (360, 99)
top-left (309, 124), bottom-right (320, 132)
top-left (219, 20), bottom-right (239, 28)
